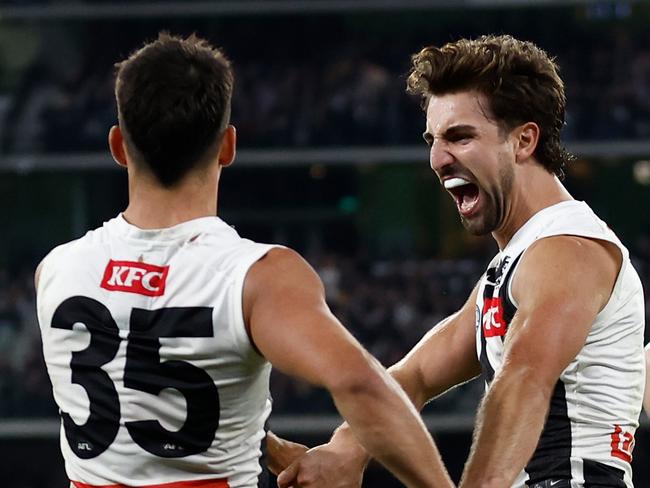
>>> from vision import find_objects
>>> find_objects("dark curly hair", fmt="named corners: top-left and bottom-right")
top-left (115, 32), bottom-right (233, 187)
top-left (407, 34), bottom-right (573, 178)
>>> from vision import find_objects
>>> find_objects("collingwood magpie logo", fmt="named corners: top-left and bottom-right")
top-left (494, 255), bottom-right (511, 287)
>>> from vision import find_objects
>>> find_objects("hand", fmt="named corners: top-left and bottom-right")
top-left (266, 431), bottom-right (309, 476)
top-left (277, 442), bottom-right (366, 488)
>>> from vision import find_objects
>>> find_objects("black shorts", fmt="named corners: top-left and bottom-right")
top-left (528, 480), bottom-right (570, 488)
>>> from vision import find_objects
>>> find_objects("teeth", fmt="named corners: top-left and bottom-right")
top-left (444, 177), bottom-right (471, 189)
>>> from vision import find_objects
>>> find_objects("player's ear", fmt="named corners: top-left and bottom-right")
top-left (109, 125), bottom-right (128, 168)
top-left (514, 121), bottom-right (540, 164)
top-left (217, 125), bottom-right (237, 167)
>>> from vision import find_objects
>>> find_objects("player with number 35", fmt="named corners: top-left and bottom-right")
top-left (35, 33), bottom-right (453, 488)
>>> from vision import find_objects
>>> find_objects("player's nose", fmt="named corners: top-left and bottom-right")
top-left (429, 139), bottom-right (455, 174)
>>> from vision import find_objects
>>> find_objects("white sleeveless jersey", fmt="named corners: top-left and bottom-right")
top-left (476, 200), bottom-right (645, 488)
top-left (36, 215), bottom-right (277, 488)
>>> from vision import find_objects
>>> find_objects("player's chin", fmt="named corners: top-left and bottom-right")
top-left (460, 213), bottom-right (493, 236)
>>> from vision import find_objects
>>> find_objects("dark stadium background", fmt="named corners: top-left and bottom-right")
top-left (0, 0), bottom-right (648, 486)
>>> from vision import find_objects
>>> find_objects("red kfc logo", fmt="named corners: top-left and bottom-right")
top-left (482, 297), bottom-right (508, 337)
top-left (100, 260), bottom-right (169, 297)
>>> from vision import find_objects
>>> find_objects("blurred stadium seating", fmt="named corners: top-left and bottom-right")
top-left (0, 0), bottom-right (649, 486)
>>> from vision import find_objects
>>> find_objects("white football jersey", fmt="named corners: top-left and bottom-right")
top-left (475, 200), bottom-right (645, 488)
top-left (36, 214), bottom-right (277, 488)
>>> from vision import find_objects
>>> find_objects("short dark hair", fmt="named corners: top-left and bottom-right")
top-left (115, 32), bottom-right (233, 187)
top-left (407, 34), bottom-right (573, 178)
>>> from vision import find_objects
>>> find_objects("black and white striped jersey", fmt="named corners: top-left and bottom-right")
top-left (475, 200), bottom-right (645, 488)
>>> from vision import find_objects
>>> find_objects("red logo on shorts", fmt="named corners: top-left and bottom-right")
top-left (481, 297), bottom-right (507, 337)
top-left (100, 260), bottom-right (169, 297)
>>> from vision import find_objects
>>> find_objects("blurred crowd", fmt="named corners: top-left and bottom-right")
top-left (271, 254), bottom-right (486, 414)
top-left (2, 237), bottom-right (649, 417)
top-left (0, 268), bottom-right (55, 416)
top-left (0, 8), bottom-right (648, 154)
top-left (0, 3), bottom-right (648, 419)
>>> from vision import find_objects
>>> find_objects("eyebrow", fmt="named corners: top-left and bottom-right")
top-left (422, 124), bottom-right (478, 146)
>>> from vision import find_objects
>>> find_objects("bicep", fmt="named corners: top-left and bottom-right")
top-left (503, 236), bottom-right (620, 386)
top-left (244, 248), bottom-right (374, 390)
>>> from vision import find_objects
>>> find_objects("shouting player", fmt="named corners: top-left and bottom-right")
top-left (35, 33), bottom-right (453, 488)
top-left (277, 35), bottom-right (645, 488)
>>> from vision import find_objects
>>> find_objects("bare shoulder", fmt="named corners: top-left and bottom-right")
top-left (519, 234), bottom-right (620, 278)
top-left (247, 247), bottom-right (323, 293)
top-left (513, 234), bottom-right (621, 311)
top-left (243, 247), bottom-right (325, 325)
top-left (250, 247), bottom-right (314, 274)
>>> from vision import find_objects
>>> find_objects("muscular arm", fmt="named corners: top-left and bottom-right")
top-left (279, 283), bottom-right (482, 486)
top-left (390, 283), bottom-right (482, 410)
top-left (245, 248), bottom-right (453, 488)
top-left (459, 236), bottom-right (621, 488)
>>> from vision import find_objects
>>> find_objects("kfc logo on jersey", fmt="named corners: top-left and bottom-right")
top-left (482, 297), bottom-right (508, 337)
top-left (101, 260), bottom-right (169, 297)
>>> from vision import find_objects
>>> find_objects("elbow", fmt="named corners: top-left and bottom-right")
top-left (327, 356), bottom-right (391, 401)
top-left (389, 362), bottom-right (430, 410)
top-left (492, 364), bottom-right (557, 403)
top-left (499, 350), bottom-right (564, 399)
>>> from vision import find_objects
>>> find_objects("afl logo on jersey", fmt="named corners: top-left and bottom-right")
top-left (481, 297), bottom-right (508, 338)
top-left (100, 260), bottom-right (169, 297)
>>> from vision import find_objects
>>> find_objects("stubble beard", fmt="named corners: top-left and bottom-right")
top-left (460, 163), bottom-right (514, 236)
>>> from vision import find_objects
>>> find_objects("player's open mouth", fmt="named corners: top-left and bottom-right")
top-left (444, 177), bottom-right (480, 217)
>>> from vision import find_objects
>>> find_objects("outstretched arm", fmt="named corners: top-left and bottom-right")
top-left (459, 236), bottom-right (621, 488)
top-left (244, 248), bottom-right (454, 488)
top-left (277, 282), bottom-right (482, 487)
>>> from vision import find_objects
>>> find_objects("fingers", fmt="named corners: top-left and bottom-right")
top-left (276, 443), bottom-right (364, 488)
top-left (266, 431), bottom-right (309, 475)
top-left (277, 461), bottom-right (299, 488)
top-left (267, 460), bottom-right (282, 477)
top-left (269, 445), bottom-right (307, 475)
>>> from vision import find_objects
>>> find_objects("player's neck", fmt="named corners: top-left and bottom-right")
top-left (493, 168), bottom-right (573, 249)
top-left (123, 171), bottom-right (220, 230)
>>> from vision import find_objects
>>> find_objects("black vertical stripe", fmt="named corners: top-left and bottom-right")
top-left (482, 250), bottom-right (625, 486)
top-left (499, 252), bottom-right (573, 484)
top-left (484, 265), bottom-right (498, 295)
top-left (499, 254), bottom-right (522, 325)
top-left (479, 266), bottom-right (498, 385)
top-left (583, 459), bottom-right (626, 487)
top-left (479, 321), bottom-right (495, 385)
top-left (525, 380), bottom-right (572, 484)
